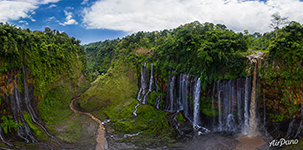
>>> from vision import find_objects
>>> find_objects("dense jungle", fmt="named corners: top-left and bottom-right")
top-left (1, 19), bottom-right (303, 150)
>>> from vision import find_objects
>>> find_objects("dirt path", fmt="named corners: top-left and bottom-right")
top-left (69, 97), bottom-right (108, 150)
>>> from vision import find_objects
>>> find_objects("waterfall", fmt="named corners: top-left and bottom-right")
top-left (155, 80), bottom-right (161, 109)
top-left (226, 80), bottom-right (235, 131)
top-left (181, 74), bottom-right (190, 119)
top-left (248, 59), bottom-right (258, 137)
top-left (295, 87), bottom-right (303, 138)
top-left (0, 126), bottom-right (14, 148)
top-left (170, 75), bottom-right (176, 112)
top-left (217, 81), bottom-right (222, 131)
top-left (137, 63), bottom-right (148, 103)
top-left (142, 63), bottom-right (154, 104)
top-left (211, 81), bottom-right (216, 128)
top-left (295, 120), bottom-right (303, 138)
top-left (223, 81), bottom-right (228, 130)
top-left (22, 65), bottom-right (54, 138)
top-left (193, 77), bottom-right (201, 127)
top-left (237, 78), bottom-right (242, 130)
top-left (286, 119), bottom-right (295, 138)
top-left (178, 74), bottom-right (183, 111)
top-left (243, 77), bottom-right (250, 134)
top-left (7, 69), bottom-right (34, 143)
top-left (149, 63), bottom-right (154, 92)
top-left (132, 103), bottom-right (140, 117)
top-left (165, 74), bottom-right (177, 112)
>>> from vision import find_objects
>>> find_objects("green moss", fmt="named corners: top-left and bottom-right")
top-left (109, 104), bottom-right (172, 139)
top-left (199, 97), bottom-right (218, 117)
top-left (23, 113), bottom-right (43, 137)
top-left (147, 91), bottom-right (162, 107)
top-left (176, 113), bottom-right (185, 123)
top-left (0, 141), bottom-right (10, 148)
top-left (53, 113), bottom-right (97, 144)
top-left (13, 141), bottom-right (24, 147)
top-left (0, 115), bottom-right (17, 134)
top-left (25, 144), bottom-right (39, 150)
top-left (79, 62), bottom-right (138, 120)
top-left (38, 83), bottom-right (73, 125)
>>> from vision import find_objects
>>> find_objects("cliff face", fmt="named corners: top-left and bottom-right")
top-left (134, 51), bottom-right (303, 139)
top-left (0, 24), bottom-right (91, 149)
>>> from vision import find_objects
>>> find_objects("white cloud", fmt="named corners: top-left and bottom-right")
top-left (65, 6), bottom-right (74, 10)
top-left (49, 4), bottom-right (57, 8)
top-left (19, 20), bottom-right (29, 25)
top-left (59, 10), bottom-right (78, 26)
top-left (0, 0), bottom-right (60, 23)
top-left (81, 0), bottom-right (89, 5)
top-left (45, 16), bottom-right (59, 22)
top-left (82, 0), bottom-right (303, 33)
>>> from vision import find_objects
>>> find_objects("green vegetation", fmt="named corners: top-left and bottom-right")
top-left (0, 23), bottom-right (90, 147)
top-left (249, 32), bottom-right (275, 50)
top-left (262, 21), bottom-right (303, 85)
top-left (260, 21), bottom-right (303, 123)
top-left (0, 115), bottom-right (17, 134)
top-left (79, 58), bottom-right (138, 120)
top-left (0, 24), bottom-right (89, 95)
top-left (152, 22), bottom-right (249, 88)
top-left (81, 21), bottom-right (251, 144)
top-left (86, 21), bottom-right (250, 90)
top-left (84, 39), bottom-right (119, 80)
top-left (23, 113), bottom-right (42, 137)
top-left (199, 96), bottom-right (218, 117)
top-left (38, 83), bottom-right (73, 125)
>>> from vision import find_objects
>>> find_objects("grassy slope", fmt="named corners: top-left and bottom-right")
top-left (31, 58), bottom-right (92, 147)
top-left (78, 59), bottom-right (175, 146)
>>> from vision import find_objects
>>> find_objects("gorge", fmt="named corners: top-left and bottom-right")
top-left (1, 21), bottom-right (303, 150)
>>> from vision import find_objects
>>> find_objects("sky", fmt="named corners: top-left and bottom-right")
top-left (1, 0), bottom-right (303, 45)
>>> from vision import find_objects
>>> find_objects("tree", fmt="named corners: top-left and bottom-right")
top-left (270, 12), bottom-right (288, 38)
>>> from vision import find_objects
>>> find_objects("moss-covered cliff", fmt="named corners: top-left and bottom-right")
top-left (80, 21), bottom-right (303, 148)
top-left (0, 23), bottom-right (92, 149)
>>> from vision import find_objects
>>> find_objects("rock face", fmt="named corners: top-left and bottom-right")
top-left (0, 64), bottom-right (89, 149)
top-left (0, 66), bottom-right (40, 144)
top-left (137, 51), bottom-right (303, 140)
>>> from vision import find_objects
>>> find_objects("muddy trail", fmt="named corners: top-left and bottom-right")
top-left (69, 97), bottom-right (108, 150)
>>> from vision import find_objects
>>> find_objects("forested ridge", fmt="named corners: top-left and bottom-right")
top-left (0, 23), bottom-right (91, 149)
top-left (81, 20), bottom-right (303, 148)
top-left (1, 18), bottom-right (303, 149)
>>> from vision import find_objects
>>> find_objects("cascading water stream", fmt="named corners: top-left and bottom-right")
top-left (132, 103), bottom-right (140, 117)
top-left (211, 81), bottom-right (216, 128)
top-left (243, 77), bottom-right (250, 134)
top-left (181, 74), bottom-right (190, 119)
top-left (286, 119), bottom-right (295, 138)
top-left (226, 80), bottom-right (235, 131)
top-left (22, 65), bottom-right (53, 138)
top-left (0, 126), bottom-right (14, 148)
top-left (294, 87), bottom-right (303, 138)
top-left (22, 65), bottom-right (54, 139)
top-left (137, 63), bottom-right (147, 103)
top-left (248, 59), bottom-right (258, 137)
top-left (237, 78), bottom-right (242, 130)
top-left (22, 65), bottom-right (63, 148)
top-left (8, 69), bottom-right (34, 143)
top-left (217, 81), bottom-right (222, 131)
top-left (170, 75), bottom-right (176, 112)
top-left (154, 81), bottom-right (161, 109)
top-left (172, 110), bottom-right (184, 135)
top-left (193, 77), bottom-right (201, 128)
top-left (142, 63), bottom-right (154, 104)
